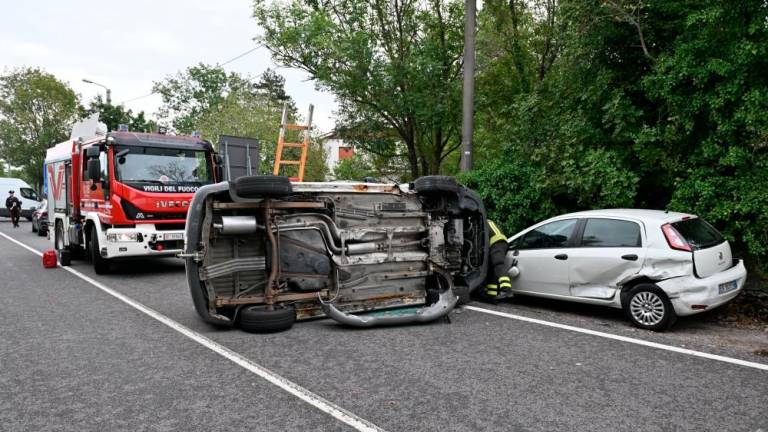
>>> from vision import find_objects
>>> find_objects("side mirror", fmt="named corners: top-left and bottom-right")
top-left (87, 158), bottom-right (101, 182)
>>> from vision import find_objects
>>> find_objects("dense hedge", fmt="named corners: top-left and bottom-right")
top-left (464, 0), bottom-right (768, 278)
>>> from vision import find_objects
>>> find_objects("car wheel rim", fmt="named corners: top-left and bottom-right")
top-left (629, 291), bottom-right (665, 326)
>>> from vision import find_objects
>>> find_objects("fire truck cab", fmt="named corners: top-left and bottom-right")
top-left (45, 130), bottom-right (217, 273)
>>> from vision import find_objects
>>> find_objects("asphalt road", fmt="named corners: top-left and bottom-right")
top-left (1, 219), bottom-right (766, 432)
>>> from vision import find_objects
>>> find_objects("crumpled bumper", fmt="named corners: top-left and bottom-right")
top-left (658, 259), bottom-right (748, 316)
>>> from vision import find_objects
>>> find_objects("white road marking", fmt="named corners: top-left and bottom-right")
top-left (465, 305), bottom-right (768, 372)
top-left (0, 232), bottom-right (385, 432)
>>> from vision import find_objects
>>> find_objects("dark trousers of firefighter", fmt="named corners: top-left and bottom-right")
top-left (483, 241), bottom-right (511, 297)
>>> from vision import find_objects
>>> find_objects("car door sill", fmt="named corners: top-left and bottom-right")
top-left (512, 290), bottom-right (621, 308)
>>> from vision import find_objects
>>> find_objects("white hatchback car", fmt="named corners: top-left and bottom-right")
top-left (506, 209), bottom-right (747, 330)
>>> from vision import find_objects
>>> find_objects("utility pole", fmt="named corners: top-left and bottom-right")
top-left (82, 79), bottom-right (112, 105)
top-left (460, 0), bottom-right (476, 172)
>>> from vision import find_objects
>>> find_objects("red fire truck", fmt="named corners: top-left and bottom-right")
top-left (45, 130), bottom-right (218, 273)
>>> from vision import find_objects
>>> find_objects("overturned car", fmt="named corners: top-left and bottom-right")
top-left (183, 175), bottom-right (488, 332)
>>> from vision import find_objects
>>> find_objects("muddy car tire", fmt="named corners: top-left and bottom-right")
top-left (413, 176), bottom-right (460, 193)
top-left (234, 175), bottom-right (292, 198)
top-left (623, 284), bottom-right (677, 331)
top-left (239, 305), bottom-right (296, 333)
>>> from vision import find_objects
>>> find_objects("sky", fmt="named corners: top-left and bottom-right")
top-left (0, 0), bottom-right (339, 132)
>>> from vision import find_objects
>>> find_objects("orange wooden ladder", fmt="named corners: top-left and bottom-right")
top-left (273, 103), bottom-right (314, 182)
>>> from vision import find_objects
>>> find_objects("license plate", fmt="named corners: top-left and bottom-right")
top-left (164, 233), bottom-right (184, 240)
top-left (718, 280), bottom-right (738, 295)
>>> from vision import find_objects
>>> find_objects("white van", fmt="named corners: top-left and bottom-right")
top-left (0, 177), bottom-right (43, 220)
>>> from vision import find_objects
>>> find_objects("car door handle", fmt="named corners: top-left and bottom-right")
top-left (554, 254), bottom-right (568, 260)
top-left (621, 254), bottom-right (638, 261)
top-left (512, 250), bottom-right (519, 256)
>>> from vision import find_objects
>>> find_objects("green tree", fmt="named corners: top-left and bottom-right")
top-left (333, 154), bottom-right (374, 181)
top-left (302, 134), bottom-right (330, 182)
top-left (0, 67), bottom-right (80, 189)
top-left (86, 95), bottom-right (151, 132)
top-left (184, 67), bottom-right (328, 180)
top-left (466, 0), bottom-right (768, 277)
top-left (647, 1), bottom-right (768, 270)
top-left (254, 68), bottom-right (296, 114)
top-left (253, 0), bottom-right (466, 179)
top-left (153, 63), bottom-right (244, 133)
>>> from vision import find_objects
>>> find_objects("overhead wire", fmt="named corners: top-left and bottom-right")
top-left (217, 44), bottom-right (262, 67)
top-left (117, 44), bottom-right (263, 105)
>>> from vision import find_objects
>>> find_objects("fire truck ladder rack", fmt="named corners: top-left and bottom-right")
top-left (273, 103), bottom-right (313, 182)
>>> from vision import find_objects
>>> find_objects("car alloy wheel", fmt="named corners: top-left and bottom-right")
top-left (629, 291), bottom-right (665, 326)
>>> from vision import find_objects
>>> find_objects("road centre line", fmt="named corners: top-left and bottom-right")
top-left (465, 305), bottom-right (768, 372)
top-left (0, 232), bottom-right (385, 432)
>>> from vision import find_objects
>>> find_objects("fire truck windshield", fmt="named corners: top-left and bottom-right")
top-left (114, 145), bottom-right (212, 186)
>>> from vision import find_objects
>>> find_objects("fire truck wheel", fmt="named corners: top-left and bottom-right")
top-left (412, 176), bottom-right (460, 194)
top-left (59, 249), bottom-right (71, 266)
top-left (90, 225), bottom-right (110, 274)
top-left (238, 305), bottom-right (296, 333)
top-left (233, 175), bottom-right (293, 198)
top-left (55, 223), bottom-right (71, 266)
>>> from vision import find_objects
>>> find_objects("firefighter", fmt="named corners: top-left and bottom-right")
top-left (481, 220), bottom-right (514, 301)
top-left (5, 190), bottom-right (21, 228)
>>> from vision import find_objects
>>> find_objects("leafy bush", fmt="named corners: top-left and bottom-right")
top-left (459, 146), bottom-right (637, 236)
top-left (459, 153), bottom-right (554, 236)
top-left (466, 0), bottom-right (768, 281)
top-left (670, 149), bottom-right (768, 273)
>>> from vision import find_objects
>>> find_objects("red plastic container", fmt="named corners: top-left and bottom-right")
top-left (42, 250), bottom-right (57, 268)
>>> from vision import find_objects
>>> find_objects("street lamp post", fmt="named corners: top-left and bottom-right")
top-left (460, 0), bottom-right (476, 172)
top-left (82, 79), bottom-right (112, 105)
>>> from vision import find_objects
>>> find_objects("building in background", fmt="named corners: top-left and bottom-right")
top-left (319, 131), bottom-right (354, 175)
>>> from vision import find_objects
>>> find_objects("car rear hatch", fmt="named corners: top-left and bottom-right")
top-left (670, 217), bottom-right (731, 278)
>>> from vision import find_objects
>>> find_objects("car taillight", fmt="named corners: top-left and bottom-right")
top-left (662, 223), bottom-right (691, 252)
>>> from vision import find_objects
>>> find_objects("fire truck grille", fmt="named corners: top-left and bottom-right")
top-left (121, 199), bottom-right (186, 221)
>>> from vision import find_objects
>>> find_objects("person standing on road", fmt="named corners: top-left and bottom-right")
top-left (479, 220), bottom-right (514, 301)
top-left (6, 190), bottom-right (22, 228)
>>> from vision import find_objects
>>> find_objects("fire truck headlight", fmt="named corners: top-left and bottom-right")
top-left (107, 232), bottom-right (139, 242)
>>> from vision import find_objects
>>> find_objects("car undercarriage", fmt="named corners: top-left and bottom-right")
top-left (183, 176), bottom-right (488, 332)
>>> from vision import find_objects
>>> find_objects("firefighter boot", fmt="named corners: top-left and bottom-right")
top-left (495, 276), bottom-right (514, 300)
top-left (484, 283), bottom-right (499, 300)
